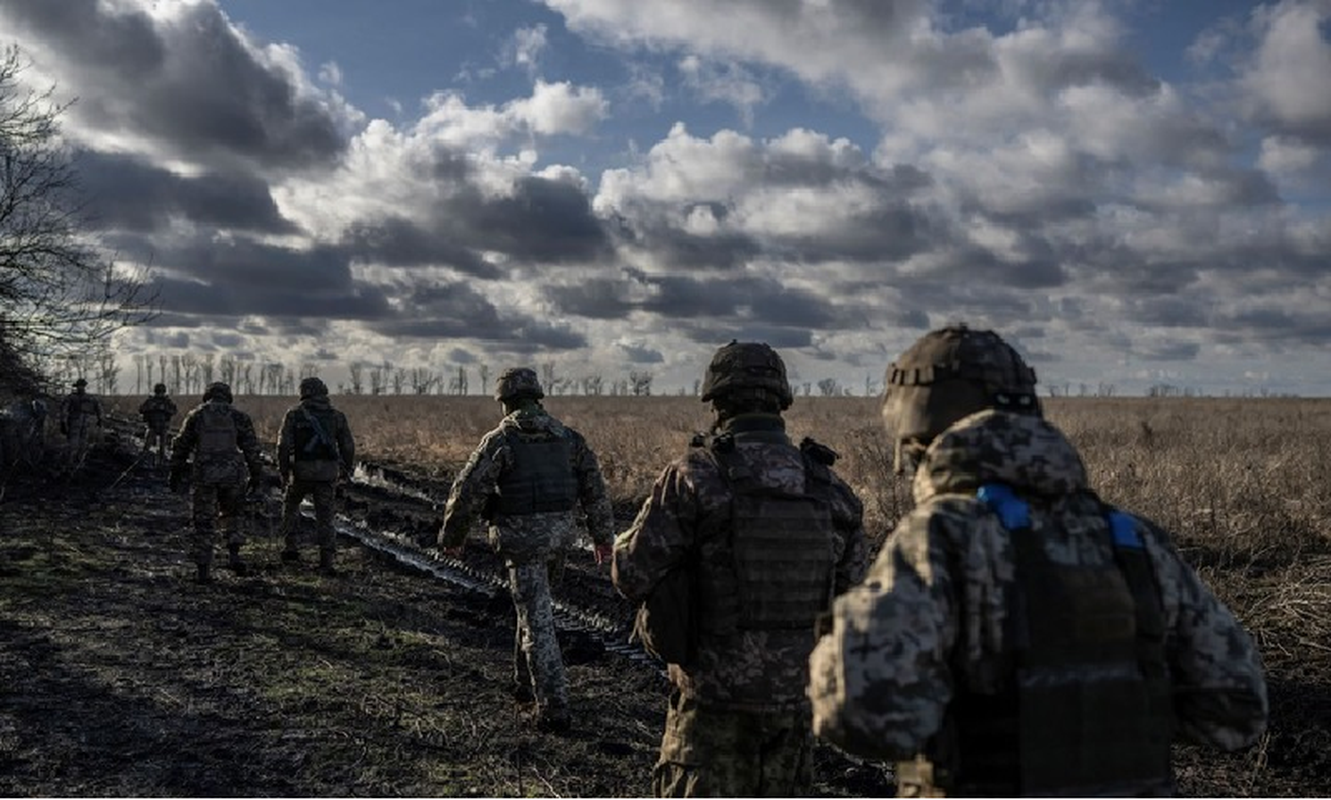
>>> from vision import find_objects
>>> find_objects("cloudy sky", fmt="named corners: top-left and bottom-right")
top-left (2, 0), bottom-right (1329, 396)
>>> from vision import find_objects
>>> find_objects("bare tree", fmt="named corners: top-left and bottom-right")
top-left (391, 366), bottom-right (406, 395)
top-left (199, 352), bottom-right (215, 385)
top-left (97, 347), bottom-right (118, 394)
top-left (0, 46), bottom-right (156, 377)
top-left (369, 362), bottom-right (386, 395)
top-left (629, 370), bottom-right (653, 396)
top-left (348, 362), bottom-right (364, 395)
top-left (582, 374), bottom-right (604, 396)
top-left (239, 360), bottom-right (254, 395)
top-left (218, 354), bottom-right (236, 387)
top-left (817, 378), bottom-right (840, 397)
top-left (409, 367), bottom-right (437, 395)
top-left (478, 364), bottom-right (490, 395)
top-left (181, 353), bottom-right (199, 394)
top-left (541, 362), bottom-right (556, 391)
top-left (132, 353), bottom-right (144, 395)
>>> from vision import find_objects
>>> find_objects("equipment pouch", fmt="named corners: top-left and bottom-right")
top-left (632, 566), bottom-right (696, 665)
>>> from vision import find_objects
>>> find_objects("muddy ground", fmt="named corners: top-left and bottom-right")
top-left (0, 433), bottom-right (1325, 796)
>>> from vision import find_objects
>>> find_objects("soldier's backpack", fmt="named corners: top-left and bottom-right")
top-left (290, 406), bottom-right (341, 482)
top-left (194, 402), bottom-right (246, 485)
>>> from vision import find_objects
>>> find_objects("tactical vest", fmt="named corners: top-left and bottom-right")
top-left (67, 395), bottom-right (99, 419)
top-left (905, 483), bottom-right (1174, 797)
top-left (695, 432), bottom-right (838, 635)
top-left (492, 435), bottom-right (578, 516)
top-left (141, 397), bottom-right (174, 424)
top-left (197, 403), bottom-right (239, 461)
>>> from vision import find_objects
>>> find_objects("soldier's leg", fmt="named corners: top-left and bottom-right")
top-left (756, 708), bottom-right (814, 796)
top-left (279, 481), bottom-right (310, 556)
top-left (190, 484), bottom-right (220, 579)
top-left (508, 561), bottom-right (568, 721)
top-left (651, 693), bottom-right (761, 798)
top-left (312, 482), bottom-right (337, 569)
top-left (218, 483), bottom-right (248, 574)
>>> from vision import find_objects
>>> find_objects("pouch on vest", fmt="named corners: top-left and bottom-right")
top-left (632, 565), bottom-right (697, 665)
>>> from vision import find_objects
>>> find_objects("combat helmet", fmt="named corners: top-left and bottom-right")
top-left (699, 340), bottom-right (793, 410)
top-left (153, 383), bottom-right (167, 395)
top-left (882, 325), bottom-right (1040, 471)
top-left (203, 381), bottom-right (233, 403)
top-left (73, 378), bottom-right (88, 388)
top-left (299, 376), bottom-right (329, 399)
top-left (494, 367), bottom-right (544, 403)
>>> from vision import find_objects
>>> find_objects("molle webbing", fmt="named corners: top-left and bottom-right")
top-left (197, 404), bottom-right (238, 458)
top-left (703, 436), bottom-right (836, 633)
top-left (494, 436), bottom-right (577, 516)
top-left (922, 483), bottom-right (1174, 797)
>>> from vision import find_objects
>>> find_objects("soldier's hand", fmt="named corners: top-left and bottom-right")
top-left (593, 543), bottom-right (613, 566)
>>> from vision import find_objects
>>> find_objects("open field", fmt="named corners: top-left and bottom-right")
top-left (63, 393), bottom-right (1331, 794)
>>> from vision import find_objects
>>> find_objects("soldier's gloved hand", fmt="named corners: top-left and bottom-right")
top-left (593, 543), bottom-right (613, 566)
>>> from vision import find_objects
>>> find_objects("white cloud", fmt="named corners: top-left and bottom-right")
top-left (1240, 0), bottom-right (1331, 140)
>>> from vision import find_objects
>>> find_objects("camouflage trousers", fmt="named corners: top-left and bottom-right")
top-left (65, 417), bottom-right (95, 467)
top-left (279, 479), bottom-right (337, 554)
top-left (507, 559), bottom-right (568, 713)
top-left (190, 481), bottom-right (246, 566)
top-left (652, 691), bottom-right (814, 798)
top-left (142, 423), bottom-right (170, 464)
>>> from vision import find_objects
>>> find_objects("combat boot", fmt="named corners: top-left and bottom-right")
top-left (318, 550), bottom-right (338, 577)
top-left (536, 702), bottom-right (572, 734)
top-left (195, 563), bottom-right (212, 584)
top-left (227, 544), bottom-right (248, 576)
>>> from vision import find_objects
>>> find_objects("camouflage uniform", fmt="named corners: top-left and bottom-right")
top-left (60, 380), bottom-right (102, 468)
top-left (277, 378), bottom-right (356, 572)
top-left (615, 342), bottom-right (869, 798)
top-left (438, 378), bottom-right (615, 728)
top-left (138, 385), bottom-right (178, 465)
top-left (809, 326), bottom-right (1269, 797)
top-left (169, 383), bottom-right (262, 579)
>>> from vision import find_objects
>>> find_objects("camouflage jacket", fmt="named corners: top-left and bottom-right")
top-left (138, 395), bottom-right (178, 426)
top-left (614, 413), bottom-right (869, 710)
top-left (276, 396), bottom-right (356, 481)
top-left (169, 400), bottom-right (262, 486)
top-left (61, 391), bottom-right (102, 425)
top-left (438, 403), bottom-right (615, 563)
top-left (809, 410), bottom-right (1269, 760)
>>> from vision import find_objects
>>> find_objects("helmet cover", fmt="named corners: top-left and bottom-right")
top-left (494, 367), bottom-right (544, 402)
top-left (699, 341), bottom-right (793, 410)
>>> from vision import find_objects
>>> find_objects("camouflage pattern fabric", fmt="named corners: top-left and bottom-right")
top-left (189, 482), bottom-right (246, 566)
top-left (809, 410), bottom-right (1269, 768)
top-left (280, 479), bottom-right (338, 555)
top-left (614, 413), bottom-right (867, 797)
top-left (61, 391), bottom-right (103, 466)
top-left (651, 691), bottom-right (813, 798)
top-left (614, 415), bottom-right (868, 708)
top-left (276, 395), bottom-right (356, 483)
top-left (170, 401), bottom-right (262, 487)
top-left (439, 403), bottom-right (615, 714)
top-left (139, 394), bottom-right (177, 462)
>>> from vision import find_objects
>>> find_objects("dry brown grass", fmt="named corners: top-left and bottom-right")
top-left (101, 391), bottom-right (1331, 792)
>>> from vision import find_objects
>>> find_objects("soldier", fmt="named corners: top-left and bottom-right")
top-left (613, 341), bottom-right (868, 797)
top-left (60, 377), bottom-right (102, 469)
top-left (276, 376), bottom-right (356, 575)
top-left (808, 325), bottom-right (1269, 796)
top-left (169, 381), bottom-right (264, 583)
top-left (138, 383), bottom-right (178, 466)
top-left (437, 367), bottom-right (615, 733)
